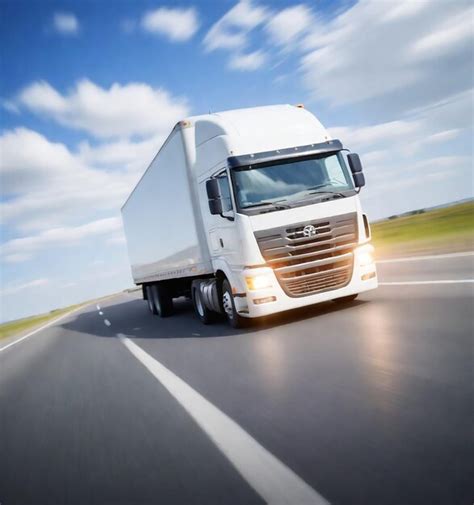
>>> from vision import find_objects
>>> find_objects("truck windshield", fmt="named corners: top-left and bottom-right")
top-left (232, 151), bottom-right (354, 210)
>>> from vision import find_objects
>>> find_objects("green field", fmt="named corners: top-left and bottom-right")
top-left (371, 200), bottom-right (474, 256)
top-left (0, 304), bottom-right (84, 341)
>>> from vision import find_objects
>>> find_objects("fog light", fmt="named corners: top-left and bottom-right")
top-left (245, 274), bottom-right (272, 291)
top-left (361, 272), bottom-right (376, 281)
top-left (357, 244), bottom-right (375, 267)
top-left (253, 296), bottom-right (277, 305)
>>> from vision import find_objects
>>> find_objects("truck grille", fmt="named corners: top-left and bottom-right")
top-left (254, 212), bottom-right (358, 297)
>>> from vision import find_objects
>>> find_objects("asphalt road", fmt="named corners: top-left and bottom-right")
top-left (1, 253), bottom-right (473, 505)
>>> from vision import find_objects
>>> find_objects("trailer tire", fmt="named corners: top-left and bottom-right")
top-left (146, 285), bottom-right (158, 315)
top-left (151, 283), bottom-right (174, 317)
top-left (221, 279), bottom-right (247, 329)
top-left (333, 294), bottom-right (358, 303)
top-left (191, 285), bottom-right (215, 325)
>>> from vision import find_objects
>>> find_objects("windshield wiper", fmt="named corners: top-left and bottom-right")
top-left (242, 200), bottom-right (291, 213)
top-left (305, 190), bottom-right (347, 199)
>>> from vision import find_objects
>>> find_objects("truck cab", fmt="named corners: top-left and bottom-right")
top-left (184, 105), bottom-right (377, 326)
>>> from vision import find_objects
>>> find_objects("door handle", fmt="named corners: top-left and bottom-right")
top-left (219, 238), bottom-right (224, 248)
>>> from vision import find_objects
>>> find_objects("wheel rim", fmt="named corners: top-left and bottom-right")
top-left (195, 289), bottom-right (205, 317)
top-left (222, 290), bottom-right (234, 319)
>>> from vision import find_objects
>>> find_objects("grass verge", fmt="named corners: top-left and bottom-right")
top-left (0, 304), bottom-right (84, 341)
top-left (371, 201), bottom-right (474, 257)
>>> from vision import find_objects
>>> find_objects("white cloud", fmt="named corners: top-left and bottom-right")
top-left (53, 12), bottom-right (79, 35)
top-left (204, 1), bottom-right (269, 52)
top-left (77, 134), bottom-right (164, 173)
top-left (229, 50), bottom-right (267, 71)
top-left (0, 127), bottom-right (96, 194)
top-left (3, 279), bottom-right (50, 296)
top-left (301, 0), bottom-right (473, 115)
top-left (142, 7), bottom-right (199, 41)
top-left (2, 79), bottom-right (188, 239)
top-left (17, 79), bottom-right (189, 139)
top-left (329, 119), bottom-right (419, 151)
top-left (328, 89), bottom-right (470, 155)
top-left (326, 90), bottom-right (472, 215)
top-left (0, 128), bottom-right (149, 232)
top-left (265, 5), bottom-right (314, 46)
top-left (410, 7), bottom-right (473, 59)
top-left (329, 118), bottom-right (464, 163)
top-left (1, 217), bottom-right (122, 263)
top-left (381, 1), bottom-right (429, 22)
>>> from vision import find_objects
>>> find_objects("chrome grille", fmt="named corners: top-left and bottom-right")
top-left (254, 212), bottom-right (358, 297)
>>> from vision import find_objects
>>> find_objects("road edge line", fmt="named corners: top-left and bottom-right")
top-left (379, 279), bottom-right (474, 286)
top-left (376, 251), bottom-right (474, 264)
top-left (0, 304), bottom-right (88, 353)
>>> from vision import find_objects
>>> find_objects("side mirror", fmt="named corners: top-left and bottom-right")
top-left (206, 178), bottom-right (220, 201)
top-left (206, 178), bottom-right (232, 215)
top-left (347, 153), bottom-right (365, 189)
top-left (208, 198), bottom-right (224, 215)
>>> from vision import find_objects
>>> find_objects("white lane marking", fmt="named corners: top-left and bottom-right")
top-left (99, 311), bottom-right (104, 315)
top-left (104, 319), bottom-right (111, 327)
top-left (96, 304), bottom-right (101, 310)
top-left (377, 251), bottom-right (474, 264)
top-left (118, 334), bottom-right (328, 505)
top-left (379, 279), bottom-right (474, 285)
top-left (0, 305), bottom-right (87, 353)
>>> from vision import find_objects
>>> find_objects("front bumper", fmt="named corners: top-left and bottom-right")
top-left (234, 245), bottom-right (378, 318)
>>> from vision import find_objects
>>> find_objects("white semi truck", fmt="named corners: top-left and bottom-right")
top-left (121, 104), bottom-right (377, 327)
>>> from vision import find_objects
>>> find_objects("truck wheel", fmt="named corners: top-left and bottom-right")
top-left (334, 294), bottom-right (358, 303)
top-left (146, 285), bottom-right (157, 315)
top-left (221, 279), bottom-right (247, 329)
top-left (192, 285), bottom-right (214, 325)
top-left (151, 283), bottom-right (174, 317)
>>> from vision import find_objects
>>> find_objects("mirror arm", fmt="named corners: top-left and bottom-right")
top-left (220, 213), bottom-right (234, 221)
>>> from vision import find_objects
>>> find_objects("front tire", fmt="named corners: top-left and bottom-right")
top-left (150, 283), bottom-right (174, 317)
top-left (221, 279), bottom-right (247, 329)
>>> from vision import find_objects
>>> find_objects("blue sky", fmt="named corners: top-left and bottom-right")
top-left (1, 0), bottom-right (473, 322)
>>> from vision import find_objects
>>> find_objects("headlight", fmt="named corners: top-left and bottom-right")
top-left (357, 244), bottom-right (375, 267)
top-left (245, 274), bottom-right (272, 291)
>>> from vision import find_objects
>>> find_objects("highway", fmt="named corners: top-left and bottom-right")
top-left (1, 253), bottom-right (473, 505)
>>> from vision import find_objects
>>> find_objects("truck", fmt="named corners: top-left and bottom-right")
top-left (121, 104), bottom-right (377, 328)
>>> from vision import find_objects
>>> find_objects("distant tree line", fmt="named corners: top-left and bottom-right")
top-left (388, 209), bottom-right (426, 220)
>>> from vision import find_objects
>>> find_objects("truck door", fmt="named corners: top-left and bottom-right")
top-left (205, 170), bottom-right (241, 269)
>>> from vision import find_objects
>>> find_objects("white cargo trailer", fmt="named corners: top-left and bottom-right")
top-left (121, 104), bottom-right (377, 327)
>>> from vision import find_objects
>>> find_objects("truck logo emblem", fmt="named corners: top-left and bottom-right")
top-left (303, 225), bottom-right (317, 237)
